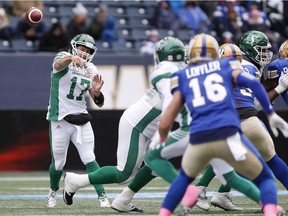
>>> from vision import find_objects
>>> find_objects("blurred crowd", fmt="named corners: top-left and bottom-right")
top-left (0, 0), bottom-right (116, 52)
top-left (1, 0), bottom-right (288, 54)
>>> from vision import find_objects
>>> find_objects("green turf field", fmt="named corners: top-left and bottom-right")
top-left (0, 171), bottom-right (287, 215)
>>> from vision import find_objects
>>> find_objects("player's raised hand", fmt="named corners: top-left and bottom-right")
top-left (268, 112), bottom-right (288, 137)
top-left (92, 74), bottom-right (104, 93)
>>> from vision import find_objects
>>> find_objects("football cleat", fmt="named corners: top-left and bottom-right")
top-left (210, 192), bottom-right (242, 211)
top-left (195, 186), bottom-right (210, 211)
top-left (111, 196), bottom-right (143, 213)
top-left (62, 172), bottom-right (80, 205)
top-left (63, 190), bottom-right (75, 205)
top-left (111, 204), bottom-right (144, 213)
top-left (98, 193), bottom-right (111, 208)
top-left (46, 188), bottom-right (58, 208)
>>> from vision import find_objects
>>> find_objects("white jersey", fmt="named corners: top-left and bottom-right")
top-left (124, 88), bottom-right (162, 138)
top-left (150, 61), bottom-right (191, 126)
top-left (47, 51), bottom-right (98, 121)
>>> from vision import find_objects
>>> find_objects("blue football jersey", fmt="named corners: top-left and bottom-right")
top-left (233, 59), bottom-right (260, 109)
top-left (171, 57), bottom-right (242, 141)
top-left (266, 59), bottom-right (288, 105)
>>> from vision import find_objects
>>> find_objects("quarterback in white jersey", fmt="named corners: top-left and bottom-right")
top-left (46, 33), bottom-right (110, 208)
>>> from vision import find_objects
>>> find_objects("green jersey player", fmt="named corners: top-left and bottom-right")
top-left (46, 33), bottom-right (110, 208)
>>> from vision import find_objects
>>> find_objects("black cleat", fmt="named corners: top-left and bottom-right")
top-left (63, 190), bottom-right (75, 205)
top-left (111, 205), bottom-right (144, 213)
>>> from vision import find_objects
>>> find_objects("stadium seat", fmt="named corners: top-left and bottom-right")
top-left (116, 18), bottom-right (135, 30)
top-left (0, 40), bottom-right (12, 52)
top-left (59, 16), bottom-right (70, 26)
top-left (118, 28), bottom-right (133, 40)
top-left (126, 6), bottom-right (150, 18)
top-left (135, 40), bottom-right (143, 50)
top-left (43, 17), bottom-right (59, 30)
top-left (96, 41), bottom-right (114, 52)
top-left (86, 6), bottom-right (97, 17)
top-left (58, 5), bottom-right (74, 17)
top-left (55, 0), bottom-right (77, 6)
top-left (11, 39), bottom-right (38, 52)
top-left (129, 17), bottom-right (150, 29)
top-left (113, 41), bottom-right (137, 52)
top-left (121, 0), bottom-right (146, 7)
top-left (157, 29), bottom-right (176, 39)
top-left (176, 29), bottom-right (195, 43)
top-left (43, 5), bottom-right (60, 18)
top-left (131, 29), bottom-right (149, 41)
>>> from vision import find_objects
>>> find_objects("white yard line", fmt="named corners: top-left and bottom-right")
top-left (1, 190), bottom-right (288, 200)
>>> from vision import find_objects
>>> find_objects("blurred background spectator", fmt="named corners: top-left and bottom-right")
top-left (140, 28), bottom-right (159, 56)
top-left (168, 0), bottom-right (185, 14)
top-left (212, 0), bottom-right (248, 43)
top-left (151, 0), bottom-right (181, 32)
top-left (38, 22), bottom-right (69, 52)
top-left (218, 6), bottom-right (249, 44)
top-left (87, 3), bottom-right (116, 47)
top-left (245, 1), bottom-right (277, 52)
top-left (15, 13), bottom-right (45, 41)
top-left (12, 0), bottom-right (44, 17)
top-left (66, 2), bottom-right (88, 40)
top-left (0, 7), bottom-right (15, 40)
top-left (266, 0), bottom-right (287, 39)
top-left (246, 1), bottom-right (271, 32)
top-left (177, 1), bottom-right (210, 34)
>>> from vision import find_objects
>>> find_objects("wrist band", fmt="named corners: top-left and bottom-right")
top-left (94, 92), bottom-right (104, 105)
top-left (275, 85), bottom-right (285, 94)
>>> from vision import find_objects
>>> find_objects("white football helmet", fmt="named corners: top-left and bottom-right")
top-left (70, 33), bottom-right (97, 62)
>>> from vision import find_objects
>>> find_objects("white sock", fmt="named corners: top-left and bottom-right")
top-left (76, 174), bottom-right (90, 188)
top-left (118, 187), bottom-right (136, 203)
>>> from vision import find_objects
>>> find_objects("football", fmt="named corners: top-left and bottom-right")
top-left (25, 7), bottom-right (43, 25)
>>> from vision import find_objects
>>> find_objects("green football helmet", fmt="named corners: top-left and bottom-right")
top-left (154, 36), bottom-right (185, 65)
top-left (239, 30), bottom-right (273, 67)
top-left (70, 33), bottom-right (97, 62)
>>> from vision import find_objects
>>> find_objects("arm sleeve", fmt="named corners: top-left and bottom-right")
top-left (236, 72), bottom-right (274, 115)
top-left (155, 77), bottom-right (173, 112)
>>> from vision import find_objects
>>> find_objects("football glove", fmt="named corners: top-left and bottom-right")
top-left (275, 72), bottom-right (288, 94)
top-left (268, 112), bottom-right (288, 137)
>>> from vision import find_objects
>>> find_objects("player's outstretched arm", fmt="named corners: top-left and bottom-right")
top-left (234, 70), bottom-right (288, 137)
top-left (54, 54), bottom-right (84, 71)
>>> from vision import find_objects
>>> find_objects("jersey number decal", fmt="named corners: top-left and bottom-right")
top-left (67, 77), bottom-right (90, 101)
top-left (189, 73), bottom-right (227, 107)
top-left (239, 88), bottom-right (253, 97)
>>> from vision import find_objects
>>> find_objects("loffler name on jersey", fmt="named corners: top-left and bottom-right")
top-left (185, 61), bottom-right (221, 78)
